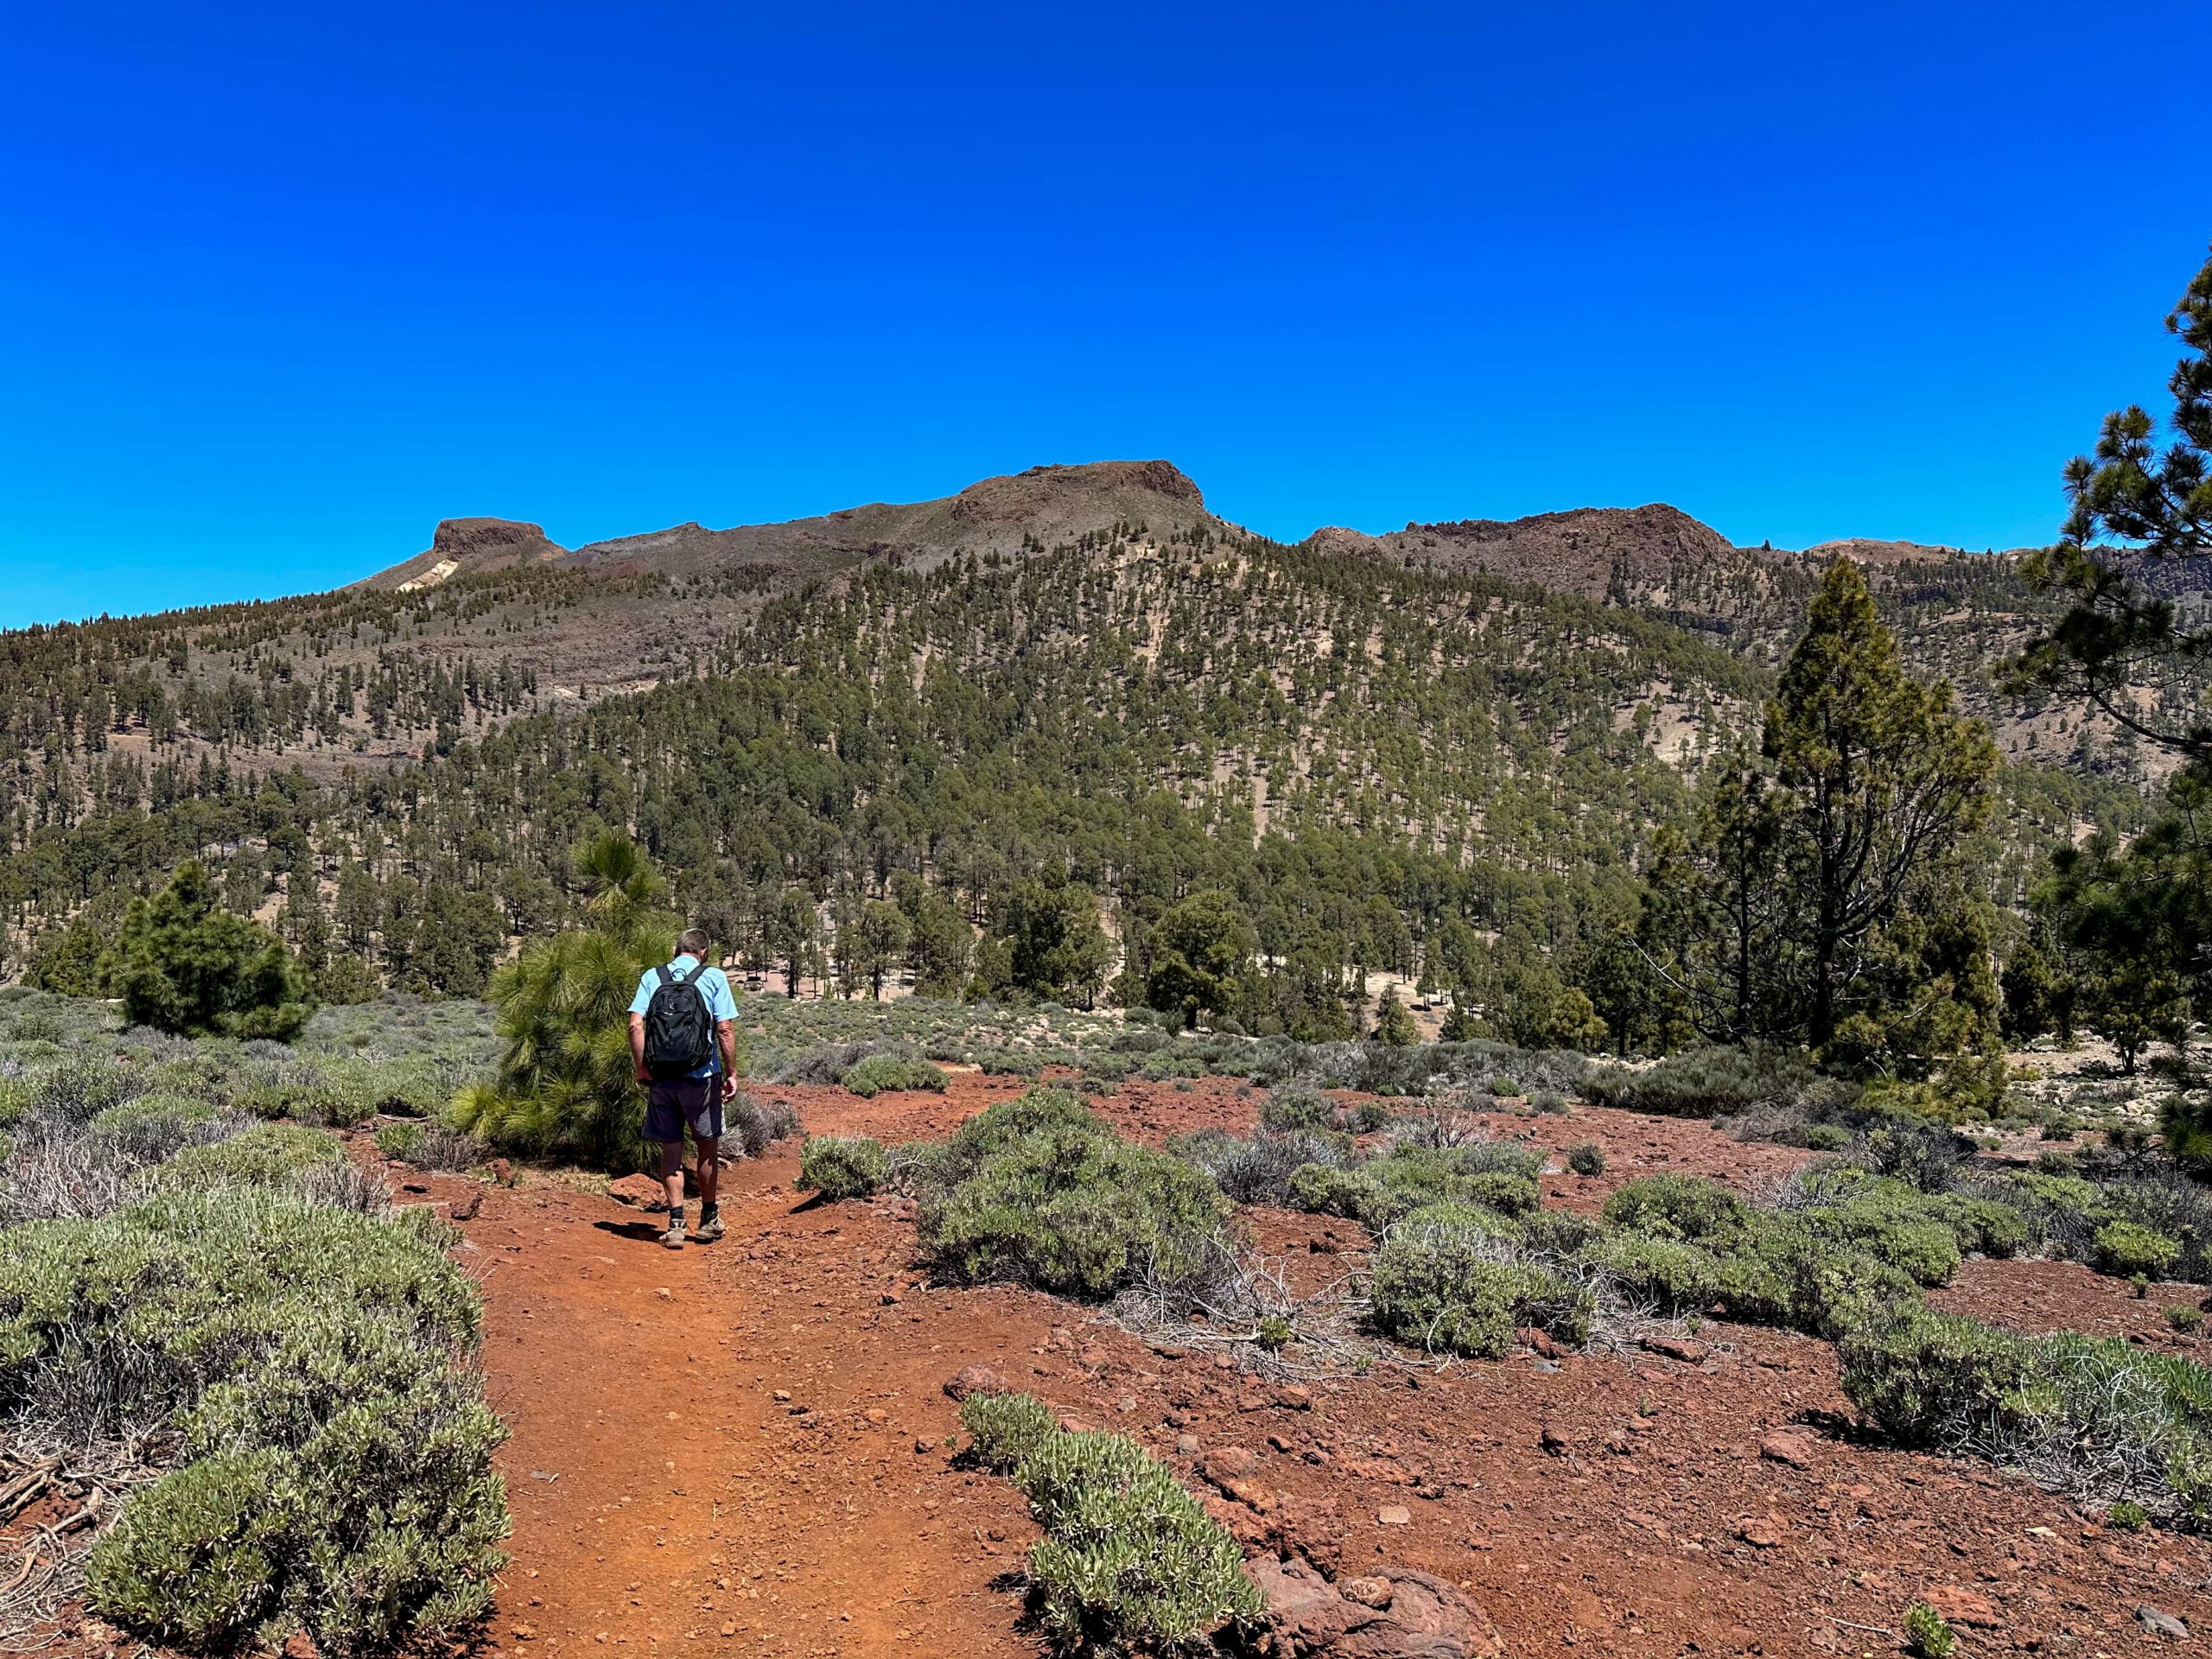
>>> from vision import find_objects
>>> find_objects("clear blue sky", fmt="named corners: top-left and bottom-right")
top-left (3, 2), bottom-right (2209, 628)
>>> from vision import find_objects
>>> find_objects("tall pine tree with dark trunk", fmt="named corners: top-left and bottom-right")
top-left (1765, 560), bottom-right (1999, 1048)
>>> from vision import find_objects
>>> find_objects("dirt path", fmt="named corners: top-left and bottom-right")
top-left (441, 1148), bottom-right (1046, 1659)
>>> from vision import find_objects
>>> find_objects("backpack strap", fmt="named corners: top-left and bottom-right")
top-left (656, 964), bottom-right (674, 988)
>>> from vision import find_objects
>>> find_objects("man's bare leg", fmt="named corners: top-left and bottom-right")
top-left (696, 1136), bottom-right (720, 1211)
top-left (658, 1138), bottom-right (687, 1247)
top-left (693, 1135), bottom-right (722, 1240)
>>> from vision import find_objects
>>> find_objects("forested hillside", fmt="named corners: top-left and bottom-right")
top-left (0, 462), bottom-right (2160, 1038)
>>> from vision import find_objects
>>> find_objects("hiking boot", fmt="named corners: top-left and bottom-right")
top-left (693, 1211), bottom-right (724, 1243)
top-left (661, 1216), bottom-right (685, 1249)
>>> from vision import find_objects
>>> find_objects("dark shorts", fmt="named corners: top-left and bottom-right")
top-left (645, 1076), bottom-right (723, 1145)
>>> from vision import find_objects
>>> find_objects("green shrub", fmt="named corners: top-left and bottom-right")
top-left (105, 861), bottom-right (309, 1042)
top-left (1737, 1226), bottom-right (1917, 1338)
top-left (84, 1450), bottom-right (288, 1648)
top-left (1791, 1197), bottom-right (1961, 1288)
top-left (1285, 1140), bottom-right (1541, 1229)
top-left (1904, 1601), bottom-right (1956, 1659)
top-left (1140, 1049), bottom-right (1209, 1081)
top-left (1008, 1430), bottom-right (1262, 1651)
top-left (1600, 1174), bottom-right (1752, 1248)
top-left (1486, 1077), bottom-right (1522, 1098)
top-left (1928, 1193), bottom-right (2034, 1259)
top-left (1521, 1208), bottom-right (1600, 1258)
top-left (375, 1121), bottom-right (425, 1160)
top-left (1565, 1141), bottom-right (1605, 1177)
top-left (1285, 1161), bottom-right (1385, 1223)
top-left (1582, 1045), bottom-right (1811, 1118)
top-left (1842, 1313), bottom-right (2212, 1522)
top-left (922, 1121), bottom-right (1232, 1306)
top-left (931, 1089), bottom-right (1103, 1192)
top-left (1370, 1203), bottom-right (1592, 1358)
top-left (798, 1135), bottom-right (890, 1201)
top-left (1341, 1097), bottom-right (1394, 1134)
top-left (92, 1092), bottom-right (222, 1135)
top-left (1836, 1307), bottom-right (2037, 1446)
top-left (1582, 1232), bottom-right (1726, 1313)
top-left (2108, 1498), bottom-right (2152, 1532)
top-left (1259, 1081), bottom-right (1331, 1133)
top-left (1593, 1208), bottom-right (1911, 1339)
top-left (7, 1187), bottom-right (505, 1654)
top-left (1077, 1052), bottom-right (1134, 1085)
top-left (1804, 1123), bottom-right (1851, 1152)
top-left (959, 1390), bottom-right (1058, 1472)
top-left (154, 1124), bottom-right (349, 1195)
top-left (2169, 1305), bottom-right (2205, 1335)
top-left (839, 1056), bottom-right (949, 1097)
top-left (2095, 1219), bottom-right (2183, 1280)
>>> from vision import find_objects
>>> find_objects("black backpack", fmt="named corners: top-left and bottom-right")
top-left (642, 961), bottom-right (716, 1080)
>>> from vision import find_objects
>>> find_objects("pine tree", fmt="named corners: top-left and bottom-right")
top-left (101, 861), bottom-right (308, 1039)
top-left (1144, 889), bottom-right (1255, 1030)
top-left (1641, 561), bottom-right (1999, 1065)
top-left (2014, 243), bottom-right (2212, 758)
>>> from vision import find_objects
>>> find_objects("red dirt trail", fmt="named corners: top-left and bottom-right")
top-left (410, 1076), bottom-right (2212, 1659)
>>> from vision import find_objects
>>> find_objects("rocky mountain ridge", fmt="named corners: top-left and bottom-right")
top-left (358, 461), bottom-right (2037, 608)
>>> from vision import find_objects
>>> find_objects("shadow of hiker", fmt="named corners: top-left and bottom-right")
top-left (592, 1218), bottom-right (671, 1243)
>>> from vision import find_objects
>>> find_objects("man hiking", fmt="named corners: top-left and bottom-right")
top-left (628, 926), bottom-right (740, 1249)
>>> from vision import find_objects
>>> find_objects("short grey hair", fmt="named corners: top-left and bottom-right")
top-left (679, 926), bottom-right (710, 957)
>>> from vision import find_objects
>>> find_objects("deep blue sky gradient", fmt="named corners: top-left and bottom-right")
top-left (3, 2), bottom-right (2209, 626)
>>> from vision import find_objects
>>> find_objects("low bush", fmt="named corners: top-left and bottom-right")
top-left (2095, 1219), bottom-right (2183, 1280)
top-left (1285, 1138), bottom-right (1542, 1230)
top-left (153, 1123), bottom-right (350, 1195)
top-left (1171, 1128), bottom-right (1344, 1207)
top-left (1003, 1424), bottom-right (1262, 1651)
top-left (1804, 1122), bottom-right (1851, 1152)
top-left (1565, 1141), bottom-right (1605, 1177)
top-left (958, 1389), bottom-right (1058, 1472)
top-left (1594, 1195), bottom-right (1916, 1339)
top-left (1371, 1203), bottom-right (1593, 1357)
top-left (1581, 1045), bottom-right (1813, 1119)
top-left (1259, 1080), bottom-right (1332, 1133)
top-left (925, 1089), bottom-right (1102, 1193)
top-left (2169, 1305), bottom-right (2204, 1335)
top-left (1582, 1232), bottom-right (1725, 1313)
top-left (1077, 1052), bottom-right (1134, 1085)
top-left (2, 1185), bottom-right (506, 1653)
top-left (727, 1091), bottom-right (800, 1159)
top-left (919, 1094), bottom-right (1233, 1306)
top-left (798, 1135), bottom-right (890, 1201)
top-left (1141, 1049), bottom-right (1210, 1082)
top-left (1728, 1224), bottom-right (1918, 1338)
top-left (1521, 1207), bottom-right (1600, 1258)
top-left (839, 1056), bottom-right (949, 1097)
top-left (1599, 1174), bottom-right (1752, 1248)
top-left (1783, 1185), bottom-right (1962, 1288)
top-left (1839, 1306), bottom-right (2212, 1522)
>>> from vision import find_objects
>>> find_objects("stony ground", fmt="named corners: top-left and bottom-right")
top-left (51, 1071), bottom-right (2212, 1659)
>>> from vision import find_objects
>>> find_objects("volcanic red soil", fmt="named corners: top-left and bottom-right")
top-left (432, 1075), bottom-right (2212, 1657)
top-left (61, 1074), bottom-right (2212, 1659)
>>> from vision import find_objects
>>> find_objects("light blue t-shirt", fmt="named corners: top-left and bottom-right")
top-left (629, 954), bottom-right (738, 1079)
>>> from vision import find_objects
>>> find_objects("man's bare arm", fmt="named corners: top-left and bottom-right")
top-left (716, 1020), bottom-right (739, 1100)
top-left (629, 1014), bottom-right (649, 1083)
